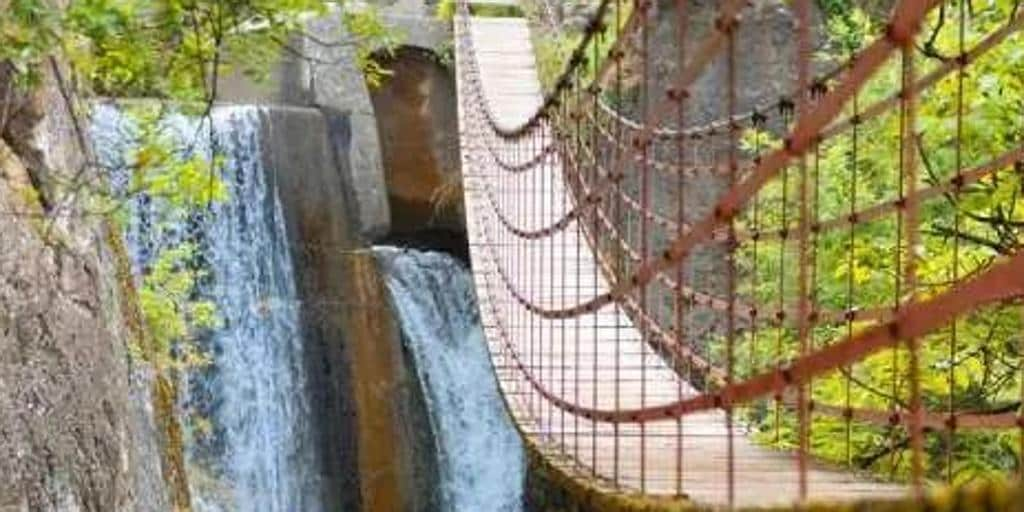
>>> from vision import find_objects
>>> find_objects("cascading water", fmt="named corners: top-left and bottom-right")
top-left (91, 105), bottom-right (320, 512)
top-left (375, 247), bottom-right (525, 512)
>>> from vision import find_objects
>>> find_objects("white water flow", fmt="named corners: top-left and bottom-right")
top-left (375, 247), bottom-right (525, 512)
top-left (91, 105), bottom-right (319, 512)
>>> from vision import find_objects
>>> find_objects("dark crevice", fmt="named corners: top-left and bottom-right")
top-left (380, 229), bottom-right (470, 266)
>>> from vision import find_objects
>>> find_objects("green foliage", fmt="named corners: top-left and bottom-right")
top-left (819, 4), bottom-right (878, 55)
top-left (436, 0), bottom-right (523, 21)
top-left (342, 4), bottom-right (402, 88)
top-left (533, 30), bottom-right (581, 91)
top-left (436, 0), bottom-right (457, 22)
top-left (435, 39), bottom-right (456, 68)
top-left (0, 0), bottom-right (62, 86)
top-left (138, 242), bottom-right (218, 371)
top-left (62, 0), bottom-right (326, 101)
top-left (527, 0), bottom-right (628, 91)
top-left (4, 0), bottom-right (401, 97)
top-left (721, 0), bottom-right (1024, 484)
top-left (111, 104), bottom-right (229, 373)
top-left (126, 107), bottom-right (228, 208)
top-left (471, 4), bottom-right (524, 17)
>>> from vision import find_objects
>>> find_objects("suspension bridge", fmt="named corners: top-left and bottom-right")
top-left (454, 0), bottom-right (1024, 508)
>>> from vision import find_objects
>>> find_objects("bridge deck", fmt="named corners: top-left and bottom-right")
top-left (457, 16), bottom-right (906, 507)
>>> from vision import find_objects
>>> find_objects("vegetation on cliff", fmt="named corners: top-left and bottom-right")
top-left (2, 0), bottom-right (399, 370)
top-left (436, 0), bottom-right (523, 22)
top-left (2, 1), bottom-right (400, 506)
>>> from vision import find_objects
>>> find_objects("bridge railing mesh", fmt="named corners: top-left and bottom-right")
top-left (456, 0), bottom-right (1024, 505)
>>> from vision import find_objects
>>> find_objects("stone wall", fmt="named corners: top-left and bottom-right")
top-left (259, 105), bottom-right (438, 512)
top-left (258, 106), bottom-right (363, 509)
top-left (218, 6), bottom-right (392, 242)
top-left (375, 0), bottom-right (452, 52)
top-left (340, 250), bottom-right (441, 512)
top-left (370, 47), bottom-right (468, 261)
top-left (216, 5), bottom-right (452, 507)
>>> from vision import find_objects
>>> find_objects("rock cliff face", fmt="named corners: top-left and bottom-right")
top-left (595, 0), bottom-right (804, 357)
top-left (0, 65), bottom-right (174, 511)
top-left (647, 0), bottom-right (805, 126)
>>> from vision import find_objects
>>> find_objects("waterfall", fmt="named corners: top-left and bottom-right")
top-left (375, 247), bottom-right (525, 512)
top-left (91, 105), bottom-right (320, 512)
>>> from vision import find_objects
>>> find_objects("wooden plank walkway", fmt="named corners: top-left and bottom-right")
top-left (456, 15), bottom-right (907, 508)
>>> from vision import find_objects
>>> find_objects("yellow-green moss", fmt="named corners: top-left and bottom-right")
top-left (153, 374), bottom-right (192, 511)
top-left (106, 221), bottom-right (192, 511)
top-left (470, 3), bottom-right (523, 17)
top-left (522, 433), bottom-right (692, 511)
top-left (105, 224), bottom-right (150, 357)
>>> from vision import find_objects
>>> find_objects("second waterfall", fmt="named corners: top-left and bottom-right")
top-left (376, 247), bottom-right (526, 512)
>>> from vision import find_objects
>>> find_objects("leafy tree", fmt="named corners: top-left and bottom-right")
top-left (730, 0), bottom-right (1024, 483)
top-left (137, 242), bottom-right (218, 371)
top-left (2, 0), bottom-right (401, 371)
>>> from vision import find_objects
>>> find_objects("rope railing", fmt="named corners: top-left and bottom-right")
top-left (456, 0), bottom-right (1024, 505)
top-left (592, 7), bottom-right (1024, 144)
top-left (461, 0), bottom-right (941, 319)
top-left (471, 154), bottom-right (1024, 423)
